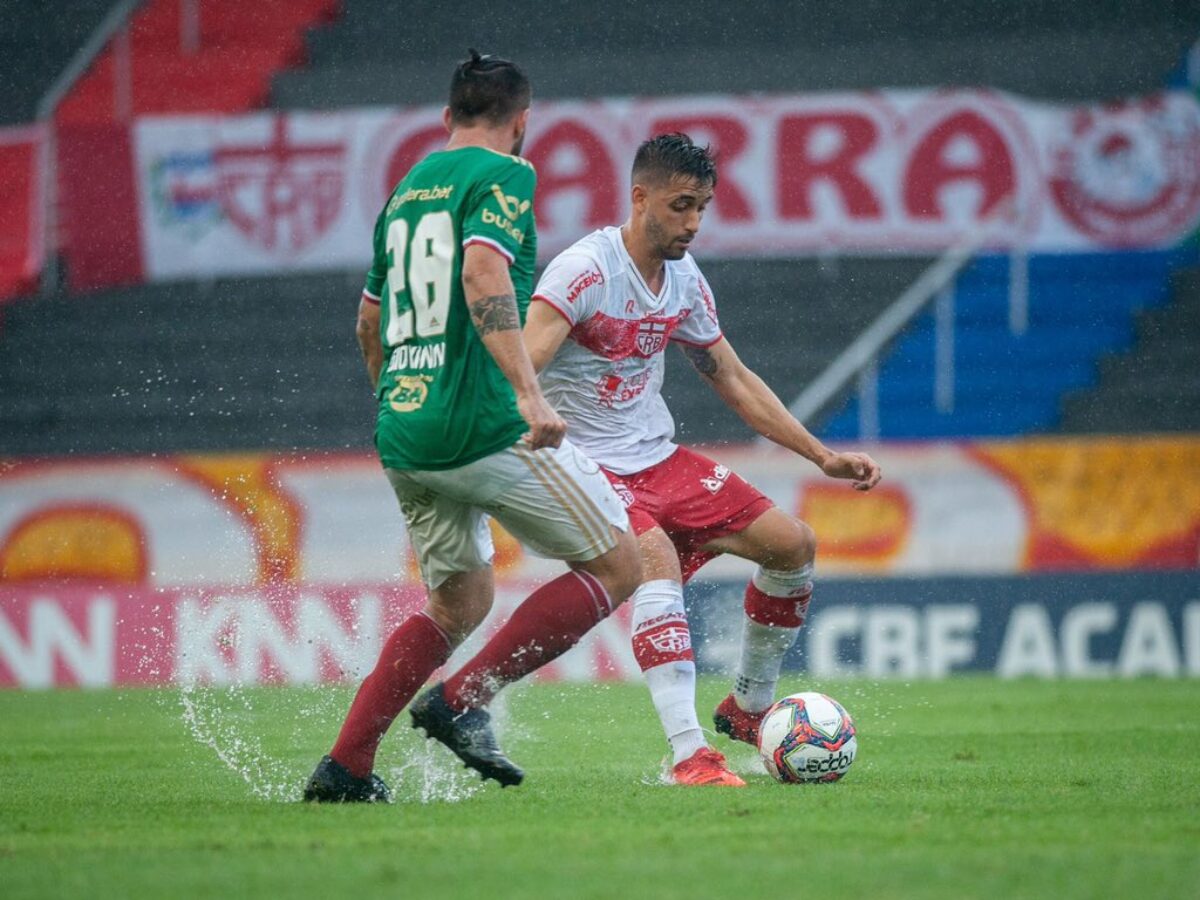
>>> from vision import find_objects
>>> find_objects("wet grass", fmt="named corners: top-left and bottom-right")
top-left (2, 677), bottom-right (1198, 899)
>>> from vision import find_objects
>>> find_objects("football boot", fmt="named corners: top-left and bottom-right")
top-left (713, 693), bottom-right (767, 747)
top-left (673, 747), bottom-right (746, 786)
top-left (303, 755), bottom-right (391, 803)
top-left (410, 683), bottom-right (524, 787)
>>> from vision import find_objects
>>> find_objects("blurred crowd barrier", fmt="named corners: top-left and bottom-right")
top-left (60, 88), bottom-right (1200, 291)
top-left (2, 437), bottom-right (1197, 687)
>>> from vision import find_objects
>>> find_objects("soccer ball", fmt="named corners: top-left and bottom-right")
top-left (757, 692), bottom-right (857, 783)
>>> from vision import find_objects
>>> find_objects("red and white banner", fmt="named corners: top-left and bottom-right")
top-left (125, 89), bottom-right (1200, 283)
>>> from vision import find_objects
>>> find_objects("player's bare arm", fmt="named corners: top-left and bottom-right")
top-left (356, 295), bottom-right (384, 388)
top-left (469, 292), bottom-right (522, 334)
top-left (682, 337), bottom-right (882, 491)
top-left (462, 243), bottom-right (566, 449)
top-left (523, 298), bottom-right (573, 373)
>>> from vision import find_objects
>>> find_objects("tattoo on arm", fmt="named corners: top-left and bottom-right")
top-left (682, 344), bottom-right (719, 377)
top-left (469, 293), bottom-right (521, 337)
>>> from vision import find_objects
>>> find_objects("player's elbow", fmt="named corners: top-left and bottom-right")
top-left (355, 315), bottom-right (377, 354)
top-left (355, 314), bottom-right (372, 343)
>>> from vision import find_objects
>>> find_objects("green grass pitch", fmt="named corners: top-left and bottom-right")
top-left (2, 677), bottom-right (1198, 899)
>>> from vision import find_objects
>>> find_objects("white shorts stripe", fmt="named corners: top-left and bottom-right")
top-left (516, 449), bottom-right (608, 549)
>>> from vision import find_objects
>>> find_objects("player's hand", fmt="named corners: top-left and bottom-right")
top-left (517, 392), bottom-right (567, 450)
top-left (821, 451), bottom-right (882, 491)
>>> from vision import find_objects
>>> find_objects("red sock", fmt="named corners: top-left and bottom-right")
top-left (443, 570), bottom-right (612, 711)
top-left (330, 611), bottom-right (453, 778)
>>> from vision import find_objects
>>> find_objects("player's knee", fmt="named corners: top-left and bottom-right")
top-left (769, 519), bottom-right (816, 570)
top-left (588, 527), bottom-right (643, 605)
top-left (610, 528), bottom-right (644, 602)
top-left (425, 592), bottom-right (492, 645)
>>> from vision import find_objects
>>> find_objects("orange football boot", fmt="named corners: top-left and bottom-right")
top-left (672, 747), bottom-right (746, 786)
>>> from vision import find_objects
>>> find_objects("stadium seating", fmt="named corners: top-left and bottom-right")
top-left (55, 0), bottom-right (339, 124)
top-left (0, 0), bottom-right (118, 126)
top-left (0, 260), bottom-right (925, 455)
top-left (662, 258), bottom-right (929, 444)
top-left (1, 0), bottom-right (1197, 455)
top-left (1061, 265), bottom-right (1200, 432)
top-left (0, 271), bottom-right (373, 455)
top-left (273, 0), bottom-right (1196, 106)
top-left (820, 250), bottom-right (1197, 439)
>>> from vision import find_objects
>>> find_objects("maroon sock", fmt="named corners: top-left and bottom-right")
top-left (443, 570), bottom-right (612, 711)
top-left (330, 611), bottom-right (453, 778)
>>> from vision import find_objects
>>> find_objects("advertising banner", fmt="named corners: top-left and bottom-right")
top-left (0, 582), bottom-right (639, 689)
top-left (4, 574), bottom-right (1196, 688)
top-left (690, 572), bottom-right (1200, 679)
top-left (3, 437), bottom-right (1198, 686)
top-left (127, 90), bottom-right (1200, 284)
top-left (1, 439), bottom-right (1197, 589)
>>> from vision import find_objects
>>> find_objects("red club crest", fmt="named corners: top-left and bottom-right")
top-left (214, 117), bottom-right (346, 254)
top-left (1049, 93), bottom-right (1200, 247)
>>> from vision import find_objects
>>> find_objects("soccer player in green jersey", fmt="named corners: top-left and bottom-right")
top-left (305, 52), bottom-right (641, 802)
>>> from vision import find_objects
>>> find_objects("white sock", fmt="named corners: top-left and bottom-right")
top-left (631, 579), bottom-right (707, 765)
top-left (734, 565), bottom-right (813, 713)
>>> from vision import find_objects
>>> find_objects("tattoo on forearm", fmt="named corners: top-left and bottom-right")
top-left (469, 293), bottom-right (521, 336)
top-left (682, 344), bottom-right (719, 377)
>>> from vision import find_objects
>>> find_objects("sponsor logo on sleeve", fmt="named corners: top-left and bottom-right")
top-left (698, 279), bottom-right (718, 325)
top-left (479, 184), bottom-right (533, 245)
top-left (490, 184), bottom-right (532, 220)
top-left (566, 269), bottom-right (604, 303)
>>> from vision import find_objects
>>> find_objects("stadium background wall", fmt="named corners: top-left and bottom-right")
top-left (2, 439), bottom-right (1197, 688)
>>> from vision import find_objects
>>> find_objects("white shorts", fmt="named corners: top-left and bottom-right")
top-left (385, 438), bottom-right (629, 590)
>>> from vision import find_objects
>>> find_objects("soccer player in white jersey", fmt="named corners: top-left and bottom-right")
top-left (524, 133), bottom-right (883, 786)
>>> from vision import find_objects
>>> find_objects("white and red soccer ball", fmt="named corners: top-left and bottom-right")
top-left (757, 692), bottom-right (857, 784)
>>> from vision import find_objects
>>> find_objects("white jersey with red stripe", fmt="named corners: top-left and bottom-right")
top-left (534, 226), bottom-right (722, 476)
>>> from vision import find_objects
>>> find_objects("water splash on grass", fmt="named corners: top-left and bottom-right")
top-left (177, 683), bottom-right (519, 804)
top-left (178, 682), bottom-right (302, 802)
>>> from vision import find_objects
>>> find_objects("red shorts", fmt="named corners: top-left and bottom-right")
top-left (603, 446), bottom-right (774, 583)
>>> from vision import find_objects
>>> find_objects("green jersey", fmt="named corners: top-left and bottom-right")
top-left (364, 146), bottom-right (538, 470)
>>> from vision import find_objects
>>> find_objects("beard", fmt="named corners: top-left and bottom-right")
top-left (511, 127), bottom-right (526, 156)
top-left (646, 215), bottom-right (687, 260)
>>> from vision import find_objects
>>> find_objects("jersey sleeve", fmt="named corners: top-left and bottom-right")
top-left (461, 159), bottom-right (537, 265)
top-left (671, 268), bottom-right (722, 347)
top-left (362, 207), bottom-right (387, 303)
top-left (531, 251), bottom-right (605, 327)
